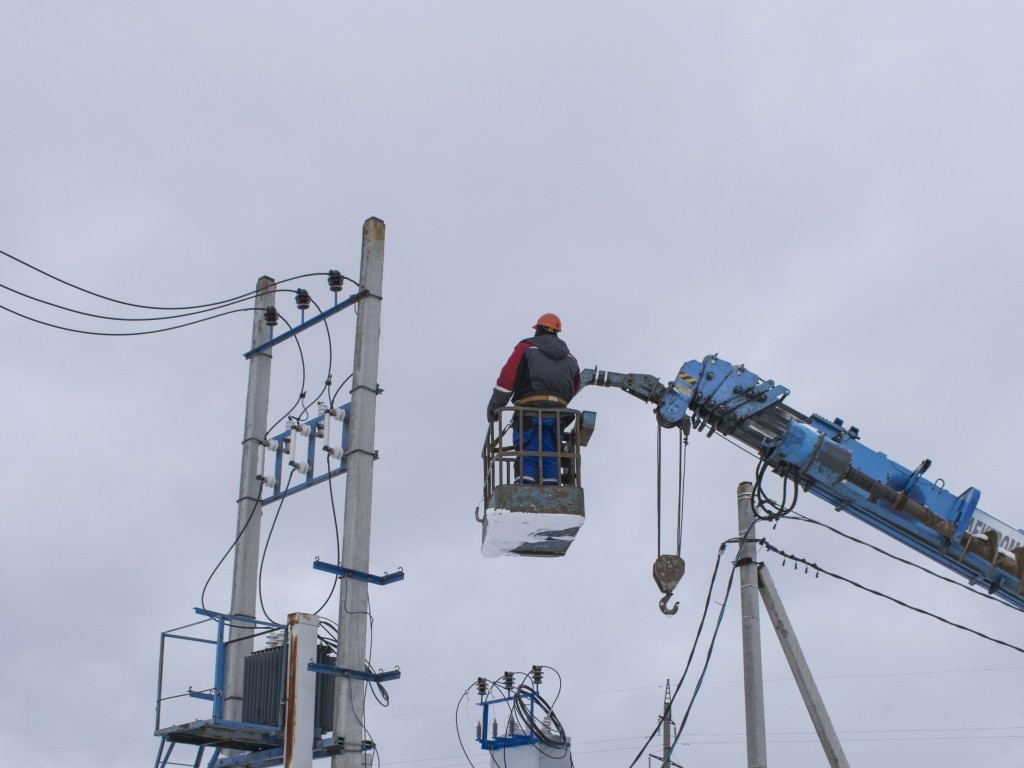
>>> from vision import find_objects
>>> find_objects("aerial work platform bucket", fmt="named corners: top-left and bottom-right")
top-left (479, 406), bottom-right (595, 557)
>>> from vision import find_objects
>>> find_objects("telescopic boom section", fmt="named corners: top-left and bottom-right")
top-left (583, 355), bottom-right (1024, 611)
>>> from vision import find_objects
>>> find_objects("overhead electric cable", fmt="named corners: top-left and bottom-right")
top-left (762, 541), bottom-right (1024, 655)
top-left (1, 247), bottom-right (347, 309)
top-left (785, 512), bottom-right (1018, 609)
top-left (626, 541), bottom-right (732, 768)
top-left (0, 279), bottom-right (260, 322)
top-left (0, 301), bottom-right (256, 336)
top-left (257, 468), bottom-right (298, 624)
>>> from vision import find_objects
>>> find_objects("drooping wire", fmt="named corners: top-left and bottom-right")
top-left (454, 686), bottom-right (480, 768)
top-left (626, 541), bottom-right (733, 768)
top-left (0, 278), bottom-right (261, 323)
top-left (751, 456), bottom-right (800, 520)
top-left (199, 310), bottom-right (312, 616)
top-left (257, 469), bottom-right (298, 625)
top-left (658, 549), bottom-right (741, 766)
top-left (458, 670), bottom-right (571, 767)
top-left (200, 492), bottom-right (260, 615)
top-left (784, 512), bottom-right (1021, 611)
top-left (0, 301), bottom-right (257, 336)
top-left (309, 450), bottom-right (344, 617)
top-left (294, 293), bottom-right (334, 421)
top-left (1, 247), bottom-right (349, 310)
top-left (264, 310), bottom-right (311, 437)
top-left (761, 541), bottom-right (1024, 655)
top-left (512, 681), bottom-right (568, 753)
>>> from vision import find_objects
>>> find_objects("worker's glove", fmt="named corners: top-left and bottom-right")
top-left (487, 388), bottom-right (511, 422)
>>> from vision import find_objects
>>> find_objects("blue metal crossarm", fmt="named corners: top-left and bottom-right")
top-left (244, 290), bottom-right (368, 359)
top-left (307, 662), bottom-right (401, 683)
top-left (312, 559), bottom-right (405, 585)
top-left (263, 464), bottom-right (347, 504)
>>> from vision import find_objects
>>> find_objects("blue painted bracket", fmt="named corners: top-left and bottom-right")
top-left (188, 688), bottom-right (216, 702)
top-left (262, 407), bottom-right (351, 505)
top-left (307, 663), bottom-right (401, 683)
top-left (312, 560), bottom-right (405, 585)
top-left (244, 290), bottom-right (368, 359)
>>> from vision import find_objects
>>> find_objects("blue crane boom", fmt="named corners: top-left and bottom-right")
top-left (583, 355), bottom-right (1024, 611)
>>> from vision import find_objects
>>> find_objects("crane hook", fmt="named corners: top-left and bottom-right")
top-left (659, 592), bottom-right (679, 615)
top-left (653, 554), bottom-right (685, 617)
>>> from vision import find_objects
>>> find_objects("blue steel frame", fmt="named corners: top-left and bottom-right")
top-left (155, 609), bottom-right (285, 732)
top-left (477, 687), bottom-right (549, 751)
top-left (263, 405), bottom-right (350, 505)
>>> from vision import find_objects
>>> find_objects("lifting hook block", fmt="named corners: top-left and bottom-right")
top-left (653, 554), bottom-right (685, 616)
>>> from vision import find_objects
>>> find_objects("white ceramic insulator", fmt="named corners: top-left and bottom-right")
top-left (326, 445), bottom-right (344, 460)
top-left (290, 460), bottom-right (310, 474)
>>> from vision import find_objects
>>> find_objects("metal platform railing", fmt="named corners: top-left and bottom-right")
top-left (482, 406), bottom-right (591, 502)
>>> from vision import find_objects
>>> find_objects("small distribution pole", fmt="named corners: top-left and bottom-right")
top-left (660, 680), bottom-right (673, 767)
top-left (333, 218), bottom-right (385, 767)
top-left (737, 481), bottom-right (767, 768)
top-left (224, 276), bottom-right (276, 723)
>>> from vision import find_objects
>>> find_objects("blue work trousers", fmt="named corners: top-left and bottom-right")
top-left (513, 416), bottom-right (560, 485)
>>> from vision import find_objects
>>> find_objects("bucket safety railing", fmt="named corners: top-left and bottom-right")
top-left (482, 406), bottom-right (585, 505)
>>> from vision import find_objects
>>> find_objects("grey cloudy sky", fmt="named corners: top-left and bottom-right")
top-left (3, 3), bottom-right (1024, 768)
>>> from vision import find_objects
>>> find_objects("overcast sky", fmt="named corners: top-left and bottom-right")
top-left (3, 3), bottom-right (1024, 768)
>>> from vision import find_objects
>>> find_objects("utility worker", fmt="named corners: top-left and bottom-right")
top-left (487, 313), bottom-right (581, 484)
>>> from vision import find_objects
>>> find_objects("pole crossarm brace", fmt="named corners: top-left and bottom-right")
top-left (243, 290), bottom-right (369, 359)
top-left (308, 663), bottom-right (401, 684)
top-left (312, 560), bottom-right (405, 585)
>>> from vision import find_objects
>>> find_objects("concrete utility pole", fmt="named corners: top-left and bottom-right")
top-left (224, 276), bottom-right (276, 723)
top-left (737, 482), bottom-right (768, 768)
top-left (333, 218), bottom-right (385, 767)
top-left (734, 480), bottom-right (850, 768)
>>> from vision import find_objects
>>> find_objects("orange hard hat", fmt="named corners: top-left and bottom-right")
top-left (533, 312), bottom-right (562, 332)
